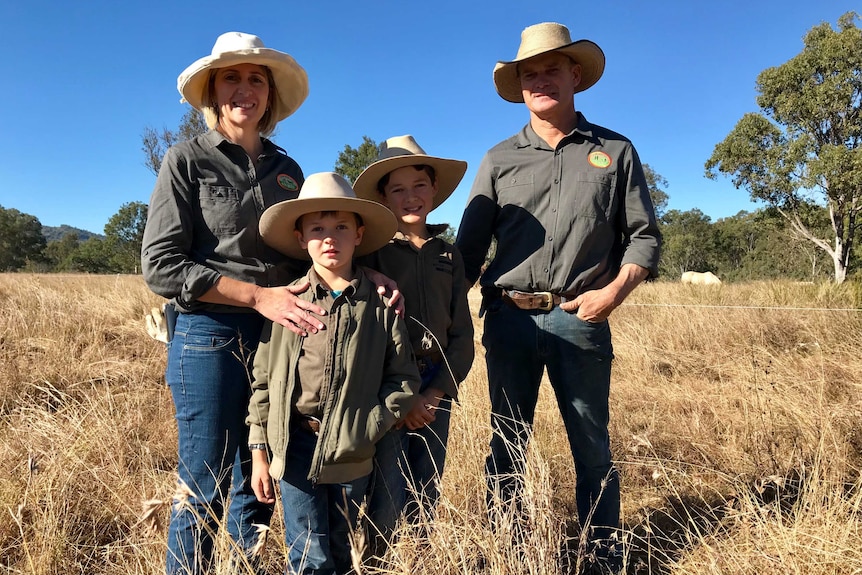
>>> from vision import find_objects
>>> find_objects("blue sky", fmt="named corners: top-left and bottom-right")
top-left (0, 1), bottom-right (855, 235)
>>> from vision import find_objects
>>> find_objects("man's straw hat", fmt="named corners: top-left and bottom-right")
top-left (493, 22), bottom-right (605, 103)
top-left (259, 172), bottom-right (397, 259)
top-left (178, 31), bottom-right (308, 122)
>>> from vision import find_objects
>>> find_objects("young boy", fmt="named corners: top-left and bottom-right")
top-left (353, 135), bottom-right (475, 553)
top-left (246, 172), bottom-right (420, 575)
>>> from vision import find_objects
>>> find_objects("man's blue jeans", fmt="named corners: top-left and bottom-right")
top-left (165, 311), bottom-right (272, 575)
top-left (482, 298), bottom-right (619, 550)
top-left (367, 397), bottom-right (452, 552)
top-left (280, 428), bottom-right (369, 575)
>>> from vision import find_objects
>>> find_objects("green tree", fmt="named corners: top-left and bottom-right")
top-left (642, 163), bottom-right (669, 219)
top-left (67, 237), bottom-right (112, 273)
top-left (104, 202), bottom-right (148, 273)
top-left (334, 136), bottom-right (380, 183)
top-left (142, 107), bottom-right (207, 176)
top-left (705, 12), bottom-right (862, 283)
top-left (0, 206), bottom-right (46, 271)
top-left (658, 208), bottom-right (717, 278)
top-left (44, 232), bottom-right (81, 271)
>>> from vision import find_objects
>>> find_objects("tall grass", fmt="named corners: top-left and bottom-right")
top-left (0, 274), bottom-right (860, 574)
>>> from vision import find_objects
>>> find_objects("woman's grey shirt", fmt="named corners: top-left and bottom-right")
top-left (142, 130), bottom-right (307, 312)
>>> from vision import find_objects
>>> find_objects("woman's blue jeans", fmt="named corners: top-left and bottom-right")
top-left (482, 298), bottom-right (620, 552)
top-left (164, 311), bottom-right (272, 575)
top-left (279, 428), bottom-right (369, 575)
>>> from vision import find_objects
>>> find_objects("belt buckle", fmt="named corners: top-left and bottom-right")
top-left (534, 291), bottom-right (554, 311)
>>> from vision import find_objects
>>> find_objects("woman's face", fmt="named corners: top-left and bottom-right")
top-left (212, 63), bottom-right (270, 131)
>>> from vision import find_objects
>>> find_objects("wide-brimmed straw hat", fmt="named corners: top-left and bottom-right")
top-left (259, 172), bottom-right (397, 259)
top-left (352, 135), bottom-right (468, 210)
top-left (493, 22), bottom-right (605, 103)
top-left (178, 31), bottom-right (308, 122)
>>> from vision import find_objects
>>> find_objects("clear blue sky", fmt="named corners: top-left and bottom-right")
top-left (0, 0), bottom-right (855, 235)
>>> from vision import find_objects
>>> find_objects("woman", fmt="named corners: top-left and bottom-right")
top-left (141, 32), bottom-right (398, 574)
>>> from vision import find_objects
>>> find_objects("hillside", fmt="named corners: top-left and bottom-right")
top-left (42, 224), bottom-right (103, 243)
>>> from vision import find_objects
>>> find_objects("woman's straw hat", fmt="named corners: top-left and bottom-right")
top-left (178, 31), bottom-right (308, 122)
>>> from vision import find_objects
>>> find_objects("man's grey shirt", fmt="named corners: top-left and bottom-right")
top-left (456, 113), bottom-right (661, 295)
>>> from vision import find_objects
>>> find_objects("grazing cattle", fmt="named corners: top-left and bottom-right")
top-left (681, 271), bottom-right (722, 285)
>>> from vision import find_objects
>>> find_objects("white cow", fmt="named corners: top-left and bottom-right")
top-left (681, 271), bottom-right (722, 285)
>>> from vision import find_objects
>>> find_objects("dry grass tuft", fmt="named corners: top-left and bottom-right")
top-left (1, 275), bottom-right (860, 574)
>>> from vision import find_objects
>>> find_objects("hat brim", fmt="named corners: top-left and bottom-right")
top-left (178, 49), bottom-right (309, 122)
top-left (353, 156), bottom-right (468, 210)
top-left (493, 40), bottom-right (605, 103)
top-left (259, 197), bottom-right (398, 260)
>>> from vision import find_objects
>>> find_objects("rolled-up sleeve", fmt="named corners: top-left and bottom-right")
top-left (618, 145), bottom-right (661, 278)
top-left (141, 146), bottom-right (221, 307)
top-left (455, 153), bottom-right (498, 286)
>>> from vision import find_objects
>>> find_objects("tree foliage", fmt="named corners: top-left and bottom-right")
top-left (334, 136), bottom-right (380, 183)
top-left (0, 205), bottom-right (46, 271)
top-left (706, 11), bottom-right (862, 282)
top-left (142, 107), bottom-right (207, 176)
top-left (104, 202), bottom-right (148, 273)
top-left (642, 163), bottom-right (669, 219)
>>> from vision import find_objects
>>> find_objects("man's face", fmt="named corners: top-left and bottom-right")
top-left (519, 52), bottom-right (581, 116)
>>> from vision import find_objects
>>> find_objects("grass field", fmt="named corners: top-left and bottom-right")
top-left (1, 274), bottom-right (860, 574)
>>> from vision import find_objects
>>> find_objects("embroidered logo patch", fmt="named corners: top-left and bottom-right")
top-left (588, 151), bottom-right (612, 169)
top-left (277, 174), bottom-right (299, 191)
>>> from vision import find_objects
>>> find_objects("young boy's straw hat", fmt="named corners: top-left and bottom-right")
top-left (259, 172), bottom-right (397, 259)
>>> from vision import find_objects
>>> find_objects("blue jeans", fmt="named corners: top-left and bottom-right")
top-left (280, 428), bottom-right (369, 575)
top-left (367, 395), bottom-right (451, 553)
top-left (165, 312), bottom-right (272, 575)
top-left (482, 298), bottom-right (619, 552)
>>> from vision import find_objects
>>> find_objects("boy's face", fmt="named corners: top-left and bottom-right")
top-left (295, 211), bottom-right (364, 272)
top-left (381, 166), bottom-right (438, 226)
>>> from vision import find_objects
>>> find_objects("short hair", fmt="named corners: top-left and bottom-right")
top-left (201, 66), bottom-right (280, 136)
top-left (295, 210), bottom-right (364, 231)
top-left (376, 164), bottom-right (437, 196)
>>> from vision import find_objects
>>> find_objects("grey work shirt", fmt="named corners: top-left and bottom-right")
top-left (456, 113), bottom-right (661, 296)
top-left (141, 130), bottom-right (308, 313)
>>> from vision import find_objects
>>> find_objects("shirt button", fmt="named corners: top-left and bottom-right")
top-left (548, 237), bottom-right (553, 241)
top-left (554, 179), bottom-right (559, 184)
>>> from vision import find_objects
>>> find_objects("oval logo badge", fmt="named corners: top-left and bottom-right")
top-left (277, 174), bottom-right (299, 191)
top-left (588, 151), bottom-right (612, 169)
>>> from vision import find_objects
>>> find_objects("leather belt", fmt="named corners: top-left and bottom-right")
top-left (502, 290), bottom-right (563, 312)
top-left (295, 416), bottom-right (321, 436)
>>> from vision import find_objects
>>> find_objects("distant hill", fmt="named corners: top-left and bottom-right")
top-left (42, 225), bottom-right (103, 243)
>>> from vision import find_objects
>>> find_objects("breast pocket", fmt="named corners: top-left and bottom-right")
top-left (199, 185), bottom-right (242, 236)
top-left (575, 172), bottom-right (617, 221)
top-left (496, 174), bottom-right (538, 210)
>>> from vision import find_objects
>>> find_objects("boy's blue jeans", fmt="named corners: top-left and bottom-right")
top-left (367, 394), bottom-right (451, 552)
top-left (280, 428), bottom-right (369, 575)
top-left (165, 312), bottom-right (272, 575)
top-left (482, 298), bottom-right (620, 560)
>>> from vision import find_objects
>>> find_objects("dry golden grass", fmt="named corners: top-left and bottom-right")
top-left (1, 274), bottom-right (860, 574)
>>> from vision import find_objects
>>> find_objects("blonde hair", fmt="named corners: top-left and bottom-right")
top-left (200, 66), bottom-right (281, 136)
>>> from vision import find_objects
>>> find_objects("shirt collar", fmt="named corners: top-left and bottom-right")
top-left (515, 112), bottom-right (600, 150)
top-left (307, 266), bottom-right (360, 300)
top-left (203, 129), bottom-right (284, 157)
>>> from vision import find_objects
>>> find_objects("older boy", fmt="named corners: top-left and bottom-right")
top-left (247, 172), bottom-right (420, 575)
top-left (354, 135), bottom-right (475, 554)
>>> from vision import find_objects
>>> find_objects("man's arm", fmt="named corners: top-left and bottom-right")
top-left (562, 263), bottom-right (649, 322)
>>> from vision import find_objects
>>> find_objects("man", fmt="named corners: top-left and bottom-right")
top-left (455, 22), bottom-right (661, 571)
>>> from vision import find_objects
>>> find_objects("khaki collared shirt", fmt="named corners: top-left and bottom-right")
top-left (456, 113), bottom-right (661, 295)
top-left (294, 269), bottom-right (362, 418)
top-left (142, 130), bottom-right (307, 312)
top-left (357, 226), bottom-right (474, 399)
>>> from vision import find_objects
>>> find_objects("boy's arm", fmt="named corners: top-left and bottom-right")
top-left (426, 246), bottom-right (475, 400)
top-left (379, 310), bottom-right (421, 421)
top-left (251, 449), bottom-right (275, 504)
top-left (246, 321), bottom-right (274, 448)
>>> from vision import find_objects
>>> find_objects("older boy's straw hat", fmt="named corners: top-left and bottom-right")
top-left (259, 172), bottom-right (397, 259)
top-left (178, 31), bottom-right (308, 121)
top-left (493, 22), bottom-right (605, 103)
top-left (352, 135), bottom-right (468, 210)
